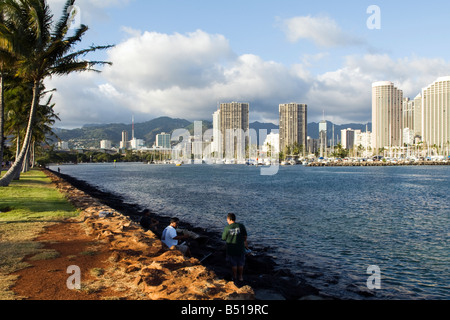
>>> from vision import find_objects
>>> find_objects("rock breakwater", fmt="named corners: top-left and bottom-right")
top-left (43, 169), bottom-right (254, 300)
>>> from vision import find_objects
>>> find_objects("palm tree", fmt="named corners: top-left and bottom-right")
top-left (0, 0), bottom-right (112, 186)
top-left (0, 6), bottom-right (19, 174)
top-left (27, 93), bottom-right (61, 171)
top-left (4, 79), bottom-right (31, 173)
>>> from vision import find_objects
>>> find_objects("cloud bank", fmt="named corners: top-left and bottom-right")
top-left (44, 14), bottom-right (450, 128)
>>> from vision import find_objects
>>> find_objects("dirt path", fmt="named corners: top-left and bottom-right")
top-left (12, 220), bottom-right (124, 300)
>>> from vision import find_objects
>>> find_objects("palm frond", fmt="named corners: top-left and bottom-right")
top-left (52, 0), bottom-right (76, 40)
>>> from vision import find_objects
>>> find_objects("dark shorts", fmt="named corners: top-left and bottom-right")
top-left (227, 253), bottom-right (246, 267)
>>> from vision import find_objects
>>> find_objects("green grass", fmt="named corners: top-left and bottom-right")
top-left (0, 169), bottom-right (79, 300)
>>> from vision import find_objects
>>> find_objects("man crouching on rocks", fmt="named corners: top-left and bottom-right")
top-left (161, 217), bottom-right (192, 257)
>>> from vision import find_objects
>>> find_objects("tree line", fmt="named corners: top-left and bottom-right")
top-left (0, 0), bottom-right (112, 186)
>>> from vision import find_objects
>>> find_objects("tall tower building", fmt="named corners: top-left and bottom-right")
top-left (212, 109), bottom-right (222, 157)
top-left (413, 93), bottom-right (423, 141)
top-left (319, 119), bottom-right (327, 158)
top-left (341, 128), bottom-right (356, 150)
top-left (421, 76), bottom-right (450, 149)
top-left (120, 130), bottom-right (128, 149)
top-left (372, 81), bottom-right (403, 153)
top-left (156, 133), bottom-right (171, 149)
top-left (219, 102), bottom-right (249, 160)
top-left (279, 103), bottom-right (308, 156)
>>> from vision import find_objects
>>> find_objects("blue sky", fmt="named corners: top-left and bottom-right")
top-left (46, 0), bottom-right (450, 128)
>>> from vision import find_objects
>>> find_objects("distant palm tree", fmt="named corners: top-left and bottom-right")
top-left (0, 0), bottom-right (112, 186)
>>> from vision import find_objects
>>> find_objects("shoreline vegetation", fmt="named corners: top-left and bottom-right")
top-left (0, 168), bottom-right (327, 300)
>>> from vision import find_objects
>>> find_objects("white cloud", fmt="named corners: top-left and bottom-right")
top-left (281, 15), bottom-right (365, 48)
top-left (46, 27), bottom-right (450, 129)
top-left (99, 30), bottom-right (310, 123)
top-left (306, 54), bottom-right (450, 123)
top-left (105, 29), bottom-right (235, 91)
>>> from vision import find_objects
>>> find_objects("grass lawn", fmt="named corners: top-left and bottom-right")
top-left (0, 169), bottom-right (79, 300)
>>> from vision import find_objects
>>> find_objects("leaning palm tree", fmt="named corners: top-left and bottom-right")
top-left (0, 0), bottom-right (112, 186)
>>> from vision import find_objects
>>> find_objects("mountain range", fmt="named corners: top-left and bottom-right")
top-left (53, 116), bottom-right (371, 149)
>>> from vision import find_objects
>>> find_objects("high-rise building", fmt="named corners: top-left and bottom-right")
top-left (319, 120), bottom-right (327, 158)
top-left (341, 128), bottom-right (356, 150)
top-left (219, 102), bottom-right (249, 160)
top-left (421, 76), bottom-right (450, 149)
top-left (212, 110), bottom-right (222, 157)
top-left (413, 93), bottom-right (422, 141)
top-left (279, 103), bottom-right (308, 156)
top-left (120, 130), bottom-right (128, 149)
top-left (372, 81), bottom-right (403, 153)
top-left (156, 133), bottom-right (171, 149)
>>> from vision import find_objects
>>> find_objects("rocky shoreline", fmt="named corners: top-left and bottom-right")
top-left (305, 160), bottom-right (449, 167)
top-left (44, 168), bottom-right (326, 300)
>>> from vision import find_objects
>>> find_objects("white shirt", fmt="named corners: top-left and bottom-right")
top-left (161, 226), bottom-right (178, 248)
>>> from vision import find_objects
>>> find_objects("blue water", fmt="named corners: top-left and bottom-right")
top-left (51, 163), bottom-right (450, 300)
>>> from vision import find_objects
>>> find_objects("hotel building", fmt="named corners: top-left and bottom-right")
top-left (218, 102), bottom-right (250, 160)
top-left (372, 81), bottom-right (403, 153)
top-left (421, 76), bottom-right (450, 149)
top-left (279, 103), bottom-right (308, 155)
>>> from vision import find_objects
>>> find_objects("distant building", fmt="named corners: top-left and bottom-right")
top-left (58, 141), bottom-right (69, 150)
top-left (412, 93), bottom-right (422, 142)
top-left (307, 136), bottom-right (319, 155)
top-left (219, 102), bottom-right (250, 160)
top-left (279, 103), bottom-right (307, 156)
top-left (156, 133), bottom-right (171, 149)
top-left (422, 76), bottom-right (450, 149)
top-left (319, 120), bottom-right (327, 157)
top-left (341, 128), bottom-right (355, 150)
top-left (372, 81), bottom-right (403, 153)
top-left (120, 131), bottom-right (129, 149)
top-left (354, 130), bottom-right (372, 150)
top-left (130, 138), bottom-right (145, 150)
top-left (100, 140), bottom-right (112, 149)
top-left (212, 110), bottom-right (222, 157)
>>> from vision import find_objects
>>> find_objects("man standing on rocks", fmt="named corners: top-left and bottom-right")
top-left (222, 213), bottom-right (248, 282)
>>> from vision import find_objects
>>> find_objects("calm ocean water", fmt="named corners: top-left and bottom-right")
top-left (51, 163), bottom-right (450, 300)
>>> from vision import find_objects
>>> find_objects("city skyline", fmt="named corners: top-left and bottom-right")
top-left (372, 76), bottom-right (450, 154)
top-left (43, 1), bottom-right (450, 129)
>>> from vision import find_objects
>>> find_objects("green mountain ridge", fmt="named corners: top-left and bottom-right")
top-left (52, 116), bottom-right (372, 149)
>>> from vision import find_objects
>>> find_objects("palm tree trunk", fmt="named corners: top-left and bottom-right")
top-left (21, 143), bottom-right (30, 174)
top-left (0, 73), bottom-right (4, 176)
top-left (0, 80), bottom-right (40, 187)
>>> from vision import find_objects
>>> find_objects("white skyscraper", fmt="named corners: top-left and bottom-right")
top-left (279, 103), bottom-right (308, 156)
top-left (421, 76), bottom-right (450, 150)
top-left (372, 81), bottom-right (403, 153)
